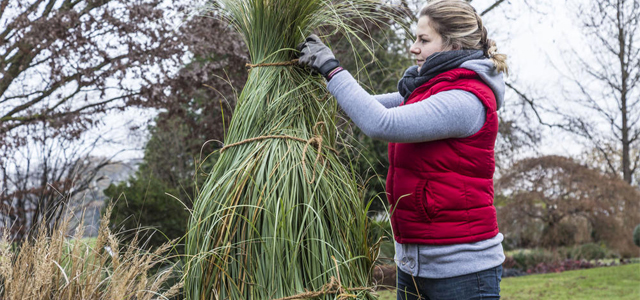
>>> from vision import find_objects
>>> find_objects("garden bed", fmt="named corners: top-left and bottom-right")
top-left (376, 263), bottom-right (640, 300)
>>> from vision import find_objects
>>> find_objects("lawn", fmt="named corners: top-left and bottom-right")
top-left (376, 264), bottom-right (640, 300)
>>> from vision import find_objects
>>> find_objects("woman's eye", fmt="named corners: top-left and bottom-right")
top-left (421, 39), bottom-right (428, 43)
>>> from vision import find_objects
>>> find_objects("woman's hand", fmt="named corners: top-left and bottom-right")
top-left (297, 34), bottom-right (341, 79)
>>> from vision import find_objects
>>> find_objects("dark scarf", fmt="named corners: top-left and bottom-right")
top-left (398, 49), bottom-right (485, 101)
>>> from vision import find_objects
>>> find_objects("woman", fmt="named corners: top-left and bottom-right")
top-left (298, 0), bottom-right (508, 299)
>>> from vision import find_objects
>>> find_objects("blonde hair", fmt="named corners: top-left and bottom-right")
top-left (420, 0), bottom-right (508, 74)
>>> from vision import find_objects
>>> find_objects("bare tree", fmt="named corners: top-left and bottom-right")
top-left (577, 0), bottom-right (640, 185)
top-left (0, 0), bottom-right (190, 240)
top-left (0, 120), bottom-right (112, 240)
top-left (511, 0), bottom-right (640, 185)
top-left (0, 0), bottom-right (186, 149)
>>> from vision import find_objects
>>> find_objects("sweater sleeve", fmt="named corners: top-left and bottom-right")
top-left (373, 92), bottom-right (404, 108)
top-left (326, 71), bottom-right (486, 143)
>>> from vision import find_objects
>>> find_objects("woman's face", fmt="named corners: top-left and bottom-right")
top-left (410, 16), bottom-right (451, 71)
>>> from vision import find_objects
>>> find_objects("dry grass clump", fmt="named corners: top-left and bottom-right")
top-left (0, 207), bottom-right (182, 299)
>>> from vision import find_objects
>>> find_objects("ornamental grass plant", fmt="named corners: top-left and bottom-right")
top-left (184, 0), bottom-right (395, 299)
top-left (0, 207), bottom-right (182, 300)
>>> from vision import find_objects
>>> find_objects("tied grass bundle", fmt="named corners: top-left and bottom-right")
top-left (185, 0), bottom-right (390, 299)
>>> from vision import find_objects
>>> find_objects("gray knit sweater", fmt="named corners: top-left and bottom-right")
top-left (326, 59), bottom-right (505, 278)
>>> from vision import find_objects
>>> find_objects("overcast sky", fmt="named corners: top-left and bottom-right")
top-left (476, 0), bottom-right (611, 158)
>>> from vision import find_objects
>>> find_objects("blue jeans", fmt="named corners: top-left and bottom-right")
top-left (396, 265), bottom-right (502, 300)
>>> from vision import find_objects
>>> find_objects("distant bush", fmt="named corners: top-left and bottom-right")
top-left (634, 224), bottom-right (640, 247)
top-left (526, 259), bottom-right (596, 274)
top-left (505, 245), bottom-right (610, 272)
top-left (569, 243), bottom-right (608, 260)
top-left (497, 156), bottom-right (640, 256)
top-left (541, 222), bottom-right (577, 247)
top-left (502, 243), bottom-right (633, 276)
top-left (510, 249), bottom-right (559, 271)
top-left (104, 173), bottom-right (189, 252)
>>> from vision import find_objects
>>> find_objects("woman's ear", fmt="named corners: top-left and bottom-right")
top-left (444, 43), bottom-right (461, 51)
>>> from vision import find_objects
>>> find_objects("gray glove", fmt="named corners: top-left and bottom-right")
top-left (297, 34), bottom-right (341, 79)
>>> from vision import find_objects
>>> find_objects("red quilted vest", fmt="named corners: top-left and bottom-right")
top-left (387, 68), bottom-right (499, 245)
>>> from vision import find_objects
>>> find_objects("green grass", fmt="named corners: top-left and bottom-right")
top-left (376, 264), bottom-right (640, 300)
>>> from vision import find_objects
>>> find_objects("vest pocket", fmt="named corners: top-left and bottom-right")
top-left (414, 179), bottom-right (434, 222)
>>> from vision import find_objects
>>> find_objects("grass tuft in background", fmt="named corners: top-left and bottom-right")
top-left (0, 206), bottom-right (182, 300)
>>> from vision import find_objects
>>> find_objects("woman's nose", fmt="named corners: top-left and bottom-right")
top-left (410, 43), bottom-right (420, 55)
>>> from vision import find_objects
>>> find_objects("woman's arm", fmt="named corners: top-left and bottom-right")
top-left (373, 92), bottom-right (404, 108)
top-left (327, 71), bottom-right (486, 143)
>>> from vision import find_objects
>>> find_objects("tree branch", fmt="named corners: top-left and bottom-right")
top-left (631, 151), bottom-right (639, 174)
top-left (505, 82), bottom-right (557, 128)
top-left (1, 52), bottom-right (128, 121)
top-left (480, 0), bottom-right (506, 16)
top-left (0, 0), bottom-right (9, 21)
top-left (0, 0), bottom-right (46, 42)
top-left (1, 92), bottom-right (136, 133)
